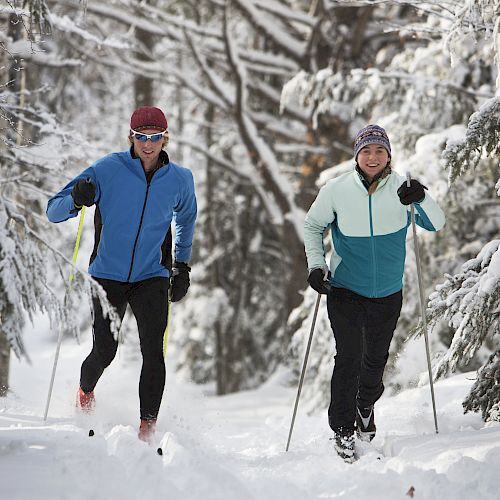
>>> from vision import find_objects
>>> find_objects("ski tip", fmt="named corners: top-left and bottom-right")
top-left (157, 447), bottom-right (163, 456)
top-left (88, 429), bottom-right (95, 437)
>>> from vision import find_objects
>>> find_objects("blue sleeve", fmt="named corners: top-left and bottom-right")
top-left (173, 170), bottom-right (197, 263)
top-left (46, 167), bottom-right (100, 223)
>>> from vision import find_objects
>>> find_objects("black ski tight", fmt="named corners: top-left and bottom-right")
top-left (80, 277), bottom-right (169, 420)
top-left (326, 287), bottom-right (402, 432)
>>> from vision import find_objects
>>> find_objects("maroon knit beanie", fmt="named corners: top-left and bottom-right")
top-left (130, 106), bottom-right (168, 131)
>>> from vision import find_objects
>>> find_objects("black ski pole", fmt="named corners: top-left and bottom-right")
top-left (286, 293), bottom-right (322, 452)
top-left (406, 172), bottom-right (439, 434)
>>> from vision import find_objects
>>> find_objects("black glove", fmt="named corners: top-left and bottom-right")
top-left (307, 267), bottom-right (331, 295)
top-left (170, 261), bottom-right (191, 302)
top-left (397, 179), bottom-right (427, 205)
top-left (71, 178), bottom-right (96, 207)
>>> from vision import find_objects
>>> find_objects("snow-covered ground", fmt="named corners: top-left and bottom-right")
top-left (1, 319), bottom-right (498, 500)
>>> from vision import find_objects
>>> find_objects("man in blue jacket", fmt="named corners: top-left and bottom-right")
top-left (303, 124), bottom-right (445, 461)
top-left (47, 106), bottom-right (197, 443)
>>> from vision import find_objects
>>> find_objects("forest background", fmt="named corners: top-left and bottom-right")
top-left (0, 0), bottom-right (498, 422)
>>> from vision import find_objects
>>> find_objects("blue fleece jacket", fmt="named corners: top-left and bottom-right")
top-left (47, 149), bottom-right (197, 283)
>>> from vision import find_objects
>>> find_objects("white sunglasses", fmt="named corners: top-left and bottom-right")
top-left (130, 129), bottom-right (167, 143)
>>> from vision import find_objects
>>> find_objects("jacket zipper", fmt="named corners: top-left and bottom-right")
top-left (368, 195), bottom-right (377, 297)
top-left (127, 173), bottom-right (156, 282)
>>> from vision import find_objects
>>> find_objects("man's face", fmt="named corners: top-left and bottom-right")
top-left (131, 128), bottom-right (166, 167)
top-left (357, 144), bottom-right (390, 181)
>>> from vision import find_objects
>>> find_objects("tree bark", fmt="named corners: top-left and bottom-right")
top-left (0, 12), bottom-right (26, 397)
top-left (0, 332), bottom-right (10, 397)
top-left (133, 2), bottom-right (155, 107)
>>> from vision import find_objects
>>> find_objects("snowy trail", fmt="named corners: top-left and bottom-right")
top-left (1, 324), bottom-right (499, 500)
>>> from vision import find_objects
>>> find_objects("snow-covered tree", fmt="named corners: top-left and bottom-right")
top-left (0, 2), bottom-right (118, 396)
top-left (412, 0), bottom-right (500, 422)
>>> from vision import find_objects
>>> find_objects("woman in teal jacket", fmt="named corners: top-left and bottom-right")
top-left (47, 107), bottom-right (197, 444)
top-left (303, 125), bottom-right (445, 461)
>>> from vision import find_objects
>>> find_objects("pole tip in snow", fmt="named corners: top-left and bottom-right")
top-left (88, 429), bottom-right (94, 437)
top-left (157, 447), bottom-right (163, 456)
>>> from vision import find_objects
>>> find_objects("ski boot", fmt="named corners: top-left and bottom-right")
top-left (356, 404), bottom-right (376, 442)
top-left (332, 428), bottom-right (357, 463)
top-left (76, 387), bottom-right (95, 414)
top-left (138, 418), bottom-right (157, 445)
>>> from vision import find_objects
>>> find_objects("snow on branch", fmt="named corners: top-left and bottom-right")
top-left (237, 47), bottom-right (298, 73)
top-left (0, 5), bottom-right (29, 16)
top-left (49, 13), bottom-right (135, 50)
top-left (7, 36), bottom-right (82, 67)
top-left (250, 79), bottom-right (309, 122)
top-left (176, 137), bottom-right (252, 182)
top-left (463, 348), bottom-right (500, 422)
top-left (223, 7), bottom-right (305, 238)
top-left (442, 96), bottom-right (500, 185)
top-left (183, 31), bottom-right (235, 110)
top-left (0, 193), bottom-right (119, 359)
top-left (53, 0), bottom-right (221, 41)
top-left (445, 0), bottom-right (498, 57)
top-left (252, 0), bottom-right (317, 27)
top-left (65, 37), bottom-right (229, 112)
top-left (232, 0), bottom-right (307, 63)
top-left (52, 0), bottom-right (181, 40)
top-left (424, 239), bottom-right (500, 379)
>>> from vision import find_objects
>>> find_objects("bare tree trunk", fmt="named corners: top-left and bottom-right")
top-left (0, 331), bottom-right (10, 397)
top-left (204, 103), bottom-right (227, 394)
top-left (134, 30), bottom-right (154, 106)
top-left (133, 2), bottom-right (155, 107)
top-left (495, 14), bottom-right (500, 97)
top-left (0, 12), bottom-right (26, 397)
top-left (175, 49), bottom-right (185, 162)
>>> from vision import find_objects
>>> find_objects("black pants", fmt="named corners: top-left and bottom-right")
top-left (326, 287), bottom-right (402, 432)
top-left (80, 276), bottom-right (169, 420)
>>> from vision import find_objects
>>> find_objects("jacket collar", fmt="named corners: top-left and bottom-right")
top-left (355, 165), bottom-right (391, 193)
top-left (129, 146), bottom-right (170, 168)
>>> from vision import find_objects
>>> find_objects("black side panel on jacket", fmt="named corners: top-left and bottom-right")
top-left (161, 225), bottom-right (172, 271)
top-left (89, 205), bottom-right (103, 266)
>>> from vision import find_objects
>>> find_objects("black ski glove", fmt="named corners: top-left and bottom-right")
top-left (72, 178), bottom-right (96, 207)
top-left (307, 267), bottom-right (331, 295)
top-left (170, 261), bottom-right (191, 302)
top-left (397, 179), bottom-right (427, 205)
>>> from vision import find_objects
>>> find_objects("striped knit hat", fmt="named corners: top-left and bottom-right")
top-left (354, 124), bottom-right (391, 160)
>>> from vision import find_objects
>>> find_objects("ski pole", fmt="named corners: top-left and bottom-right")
top-left (406, 172), bottom-right (439, 434)
top-left (286, 293), bottom-right (321, 452)
top-left (44, 206), bottom-right (86, 421)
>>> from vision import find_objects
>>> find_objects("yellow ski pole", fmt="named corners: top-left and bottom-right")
top-left (44, 206), bottom-right (86, 421)
top-left (68, 206), bottom-right (86, 287)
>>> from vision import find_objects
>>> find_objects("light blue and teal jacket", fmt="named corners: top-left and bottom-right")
top-left (304, 170), bottom-right (445, 298)
top-left (47, 149), bottom-right (197, 283)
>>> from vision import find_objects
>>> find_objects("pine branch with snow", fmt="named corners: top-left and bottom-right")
top-left (442, 97), bottom-right (500, 185)
top-left (425, 240), bottom-right (500, 380)
top-left (0, 169), bottom-right (120, 360)
top-left (463, 348), bottom-right (500, 422)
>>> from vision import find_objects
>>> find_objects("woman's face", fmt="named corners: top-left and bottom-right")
top-left (357, 144), bottom-right (390, 181)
